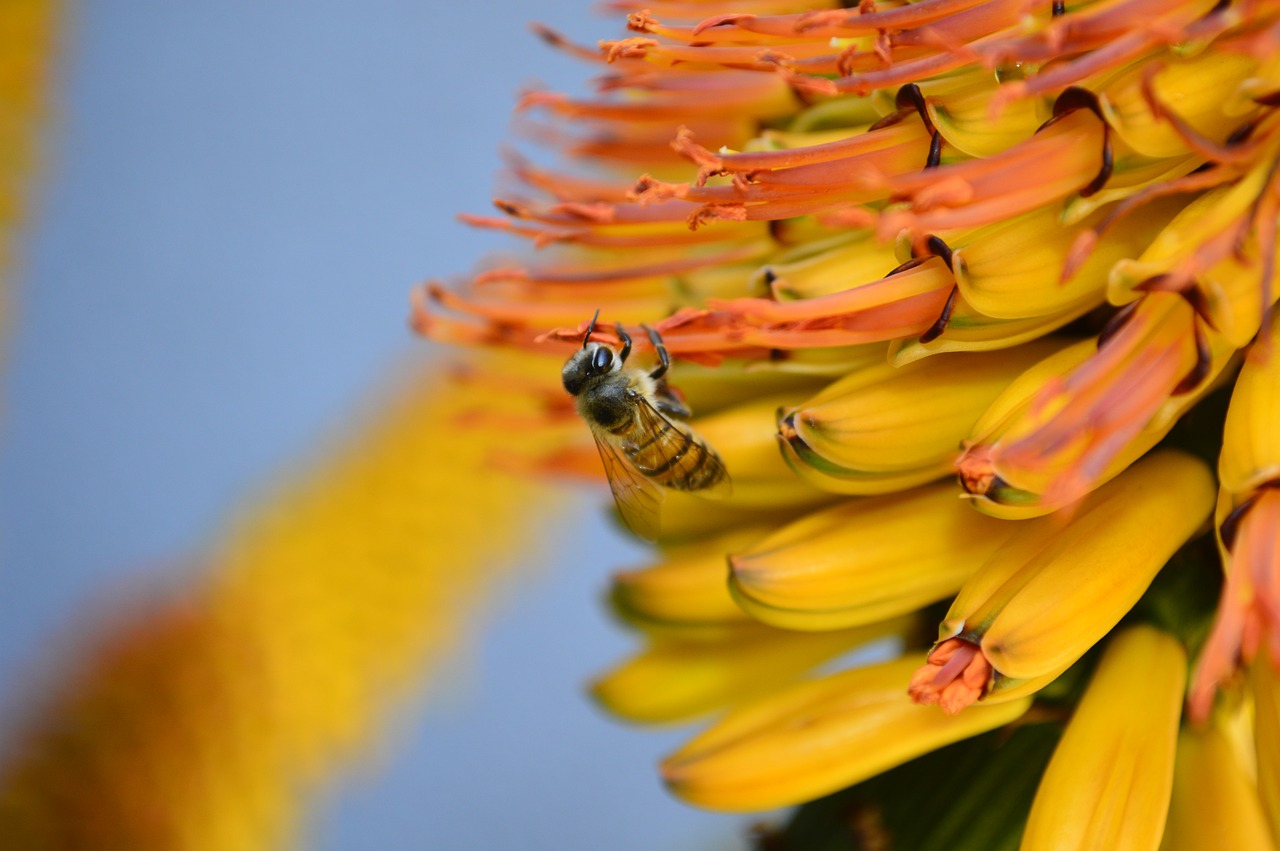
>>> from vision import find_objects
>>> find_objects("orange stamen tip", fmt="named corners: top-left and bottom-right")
top-left (630, 174), bottom-right (687, 203)
top-left (692, 13), bottom-right (753, 36)
top-left (626, 11), bottom-right (657, 33)
top-left (908, 638), bottom-right (992, 715)
top-left (516, 90), bottom-right (563, 113)
top-left (603, 37), bottom-right (656, 63)
top-left (688, 204), bottom-right (747, 230)
top-left (955, 444), bottom-right (996, 496)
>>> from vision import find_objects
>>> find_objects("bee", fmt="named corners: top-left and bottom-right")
top-left (562, 311), bottom-right (729, 540)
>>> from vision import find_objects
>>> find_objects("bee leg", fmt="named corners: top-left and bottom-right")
top-left (614, 322), bottom-right (632, 364)
top-left (642, 325), bottom-right (670, 380)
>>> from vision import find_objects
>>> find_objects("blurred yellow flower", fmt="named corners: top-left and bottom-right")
top-left (0, 361), bottom-right (557, 849)
top-left (417, 0), bottom-right (1280, 846)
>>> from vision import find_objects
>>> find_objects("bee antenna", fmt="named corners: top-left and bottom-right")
top-left (583, 309), bottom-right (600, 348)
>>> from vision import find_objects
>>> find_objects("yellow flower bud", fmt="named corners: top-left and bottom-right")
top-left (729, 483), bottom-right (1016, 631)
top-left (1021, 626), bottom-right (1185, 851)
top-left (1099, 49), bottom-right (1260, 158)
top-left (611, 527), bottom-right (768, 629)
top-left (1252, 652), bottom-right (1280, 846)
top-left (779, 339), bottom-right (1065, 495)
top-left (592, 618), bottom-right (913, 724)
top-left (912, 450), bottom-right (1214, 712)
top-left (661, 655), bottom-right (1031, 812)
top-left (1159, 725), bottom-right (1277, 851)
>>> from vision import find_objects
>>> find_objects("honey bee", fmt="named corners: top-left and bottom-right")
top-left (562, 311), bottom-right (729, 540)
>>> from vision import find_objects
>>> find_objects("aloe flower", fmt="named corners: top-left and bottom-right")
top-left (418, 0), bottom-right (1280, 846)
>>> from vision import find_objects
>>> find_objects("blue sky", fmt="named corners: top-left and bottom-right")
top-left (0, 4), bottom-right (753, 849)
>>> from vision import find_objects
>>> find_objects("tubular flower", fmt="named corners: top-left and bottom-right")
top-left (1190, 309), bottom-right (1280, 721)
top-left (910, 450), bottom-right (1213, 713)
top-left (1160, 723), bottom-right (1278, 851)
top-left (659, 655), bottom-right (1032, 812)
top-left (1020, 625), bottom-right (1186, 851)
top-left (419, 0), bottom-right (1280, 845)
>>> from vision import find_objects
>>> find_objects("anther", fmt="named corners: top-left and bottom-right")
top-left (919, 285), bottom-right (959, 344)
top-left (925, 131), bottom-right (943, 169)
top-left (1097, 301), bottom-right (1140, 349)
top-left (894, 83), bottom-right (937, 135)
top-left (1041, 87), bottom-right (1113, 197)
top-left (1171, 319), bottom-right (1212, 395)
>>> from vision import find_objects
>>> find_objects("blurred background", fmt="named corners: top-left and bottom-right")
top-left (0, 3), bottom-right (754, 849)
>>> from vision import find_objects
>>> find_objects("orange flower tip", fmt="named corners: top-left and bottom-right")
top-left (691, 13), bottom-right (754, 35)
top-left (630, 174), bottom-right (688, 204)
top-left (955, 445), bottom-right (996, 496)
top-left (603, 37), bottom-right (656, 63)
top-left (776, 410), bottom-right (800, 442)
top-left (787, 73), bottom-right (838, 97)
top-left (625, 11), bottom-right (657, 34)
top-left (552, 201), bottom-right (617, 223)
top-left (908, 638), bottom-right (992, 715)
top-left (689, 204), bottom-right (748, 230)
top-left (515, 89), bottom-right (568, 114)
top-left (492, 198), bottom-right (530, 218)
top-left (472, 267), bottom-right (528, 285)
top-left (1189, 489), bottom-right (1280, 722)
top-left (793, 8), bottom-right (844, 33)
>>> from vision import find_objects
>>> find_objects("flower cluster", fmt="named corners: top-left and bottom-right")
top-left (418, 0), bottom-right (1280, 846)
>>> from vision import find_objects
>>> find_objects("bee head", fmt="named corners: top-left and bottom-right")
top-left (562, 342), bottom-right (617, 396)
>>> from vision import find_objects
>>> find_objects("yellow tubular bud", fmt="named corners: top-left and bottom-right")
top-left (924, 70), bottom-right (1044, 158)
top-left (728, 484), bottom-right (1017, 632)
top-left (974, 450), bottom-right (1213, 682)
top-left (888, 297), bottom-right (1096, 364)
top-left (1099, 49), bottom-right (1261, 158)
top-left (1159, 725), bottom-right (1278, 851)
top-left (611, 526), bottom-right (770, 627)
top-left (952, 198), bottom-right (1182, 320)
top-left (913, 450), bottom-right (1213, 713)
top-left (761, 232), bottom-right (901, 300)
top-left (959, 303), bottom-right (1235, 519)
top-left (592, 618), bottom-right (913, 725)
top-left (661, 656), bottom-right (1032, 812)
top-left (1254, 654), bottom-right (1280, 847)
top-left (690, 394), bottom-right (835, 510)
top-left (1021, 626), bottom-right (1185, 851)
top-left (779, 339), bottom-right (1066, 495)
top-left (1220, 323), bottom-right (1280, 496)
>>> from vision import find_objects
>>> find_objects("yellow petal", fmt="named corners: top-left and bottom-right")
top-left (1252, 652), bottom-right (1280, 847)
top-left (1021, 626), bottom-right (1185, 851)
top-left (662, 655), bottom-right (1031, 812)
top-left (954, 196), bottom-right (1182, 319)
top-left (592, 618), bottom-right (912, 724)
top-left (729, 483), bottom-right (1016, 631)
top-left (946, 450), bottom-right (1214, 684)
top-left (1099, 49), bottom-right (1262, 159)
top-left (780, 338), bottom-right (1066, 494)
top-left (1220, 315), bottom-right (1280, 496)
top-left (610, 526), bottom-right (770, 627)
top-left (1160, 725), bottom-right (1277, 851)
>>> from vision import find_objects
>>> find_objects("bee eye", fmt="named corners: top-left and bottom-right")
top-left (592, 346), bottom-right (614, 371)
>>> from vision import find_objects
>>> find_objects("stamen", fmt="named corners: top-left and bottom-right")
top-left (918, 285), bottom-right (959, 344)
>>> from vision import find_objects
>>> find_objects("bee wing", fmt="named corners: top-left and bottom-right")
top-left (626, 395), bottom-right (731, 498)
top-left (591, 428), bottom-right (664, 542)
